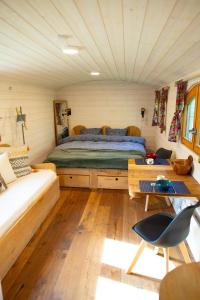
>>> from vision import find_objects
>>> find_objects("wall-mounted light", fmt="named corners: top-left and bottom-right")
top-left (141, 107), bottom-right (146, 118)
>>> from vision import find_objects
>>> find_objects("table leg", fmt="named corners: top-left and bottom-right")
top-left (165, 196), bottom-right (171, 207)
top-left (0, 282), bottom-right (3, 300)
top-left (145, 194), bottom-right (149, 212)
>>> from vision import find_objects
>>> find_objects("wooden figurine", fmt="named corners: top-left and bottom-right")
top-left (171, 155), bottom-right (193, 175)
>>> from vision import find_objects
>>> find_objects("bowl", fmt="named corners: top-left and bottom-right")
top-left (155, 179), bottom-right (172, 192)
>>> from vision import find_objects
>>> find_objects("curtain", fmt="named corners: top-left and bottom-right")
top-left (159, 87), bottom-right (169, 133)
top-left (168, 80), bottom-right (188, 142)
top-left (152, 90), bottom-right (160, 126)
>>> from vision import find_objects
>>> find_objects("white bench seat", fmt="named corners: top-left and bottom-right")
top-left (0, 170), bottom-right (57, 238)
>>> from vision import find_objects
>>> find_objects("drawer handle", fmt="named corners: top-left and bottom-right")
top-left (69, 176), bottom-right (73, 179)
top-left (115, 178), bottom-right (118, 181)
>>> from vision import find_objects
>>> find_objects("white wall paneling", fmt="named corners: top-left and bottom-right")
top-left (0, 81), bottom-right (55, 163)
top-left (154, 73), bottom-right (200, 183)
top-left (56, 80), bottom-right (155, 149)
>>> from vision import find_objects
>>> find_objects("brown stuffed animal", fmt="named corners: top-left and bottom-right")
top-left (171, 155), bottom-right (193, 175)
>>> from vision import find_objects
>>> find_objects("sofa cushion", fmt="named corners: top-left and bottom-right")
top-left (0, 173), bottom-right (7, 193)
top-left (0, 152), bottom-right (17, 184)
top-left (0, 169), bottom-right (57, 238)
top-left (0, 146), bottom-right (32, 178)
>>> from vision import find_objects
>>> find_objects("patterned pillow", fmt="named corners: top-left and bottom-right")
top-left (0, 173), bottom-right (7, 193)
top-left (0, 146), bottom-right (32, 178)
top-left (106, 128), bottom-right (127, 136)
top-left (80, 128), bottom-right (102, 135)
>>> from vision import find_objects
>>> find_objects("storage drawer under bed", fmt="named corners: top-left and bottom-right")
top-left (59, 174), bottom-right (90, 188)
top-left (97, 175), bottom-right (128, 189)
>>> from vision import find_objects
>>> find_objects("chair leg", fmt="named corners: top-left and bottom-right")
top-left (163, 248), bottom-right (169, 273)
top-left (127, 240), bottom-right (146, 274)
top-left (165, 196), bottom-right (171, 207)
top-left (179, 241), bottom-right (191, 263)
top-left (145, 194), bottom-right (149, 212)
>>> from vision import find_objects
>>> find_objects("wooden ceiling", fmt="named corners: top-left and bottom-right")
top-left (1, 0), bottom-right (200, 89)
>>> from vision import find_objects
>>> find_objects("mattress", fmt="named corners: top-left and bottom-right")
top-left (46, 134), bottom-right (146, 169)
top-left (0, 169), bottom-right (57, 238)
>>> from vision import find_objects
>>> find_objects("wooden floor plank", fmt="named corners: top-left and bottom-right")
top-left (2, 188), bottom-right (188, 300)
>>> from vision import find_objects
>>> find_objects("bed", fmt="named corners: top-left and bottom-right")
top-left (46, 125), bottom-right (145, 189)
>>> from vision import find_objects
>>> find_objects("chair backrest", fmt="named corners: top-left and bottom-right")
top-left (156, 201), bottom-right (200, 247)
top-left (156, 148), bottom-right (172, 159)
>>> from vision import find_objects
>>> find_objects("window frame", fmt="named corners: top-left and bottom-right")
top-left (181, 84), bottom-right (200, 155)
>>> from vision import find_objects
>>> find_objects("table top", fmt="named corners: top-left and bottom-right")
top-left (128, 159), bottom-right (200, 198)
top-left (159, 262), bottom-right (200, 300)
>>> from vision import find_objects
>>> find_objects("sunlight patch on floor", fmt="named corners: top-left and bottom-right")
top-left (101, 238), bottom-right (177, 279)
top-left (95, 276), bottom-right (158, 300)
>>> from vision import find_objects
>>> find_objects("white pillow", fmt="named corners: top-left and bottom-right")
top-left (0, 152), bottom-right (17, 184)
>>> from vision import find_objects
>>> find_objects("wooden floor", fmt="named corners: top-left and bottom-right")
top-left (2, 188), bottom-right (186, 300)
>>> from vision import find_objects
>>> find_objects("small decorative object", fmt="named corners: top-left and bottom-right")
top-left (156, 175), bottom-right (166, 181)
top-left (154, 175), bottom-right (172, 192)
top-left (141, 107), bottom-right (145, 118)
top-left (146, 152), bottom-right (157, 159)
top-left (172, 155), bottom-right (193, 175)
top-left (146, 158), bottom-right (154, 165)
top-left (0, 173), bottom-right (7, 193)
top-left (16, 106), bottom-right (27, 145)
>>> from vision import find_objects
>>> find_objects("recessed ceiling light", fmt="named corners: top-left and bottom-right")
top-left (62, 47), bottom-right (79, 55)
top-left (90, 71), bottom-right (100, 76)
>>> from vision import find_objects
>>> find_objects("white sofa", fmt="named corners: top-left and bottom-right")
top-left (0, 163), bottom-right (60, 280)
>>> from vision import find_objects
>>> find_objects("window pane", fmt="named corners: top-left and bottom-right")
top-left (185, 96), bottom-right (195, 141)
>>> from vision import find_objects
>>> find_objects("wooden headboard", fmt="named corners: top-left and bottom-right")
top-left (72, 125), bottom-right (141, 136)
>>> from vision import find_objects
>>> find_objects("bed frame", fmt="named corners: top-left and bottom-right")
top-left (57, 125), bottom-right (141, 189)
top-left (0, 163), bottom-right (60, 280)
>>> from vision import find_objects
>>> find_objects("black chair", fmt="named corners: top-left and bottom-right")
top-left (127, 201), bottom-right (200, 274)
top-left (156, 148), bottom-right (172, 159)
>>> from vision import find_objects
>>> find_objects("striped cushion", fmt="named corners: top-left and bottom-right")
top-left (0, 146), bottom-right (32, 178)
top-left (0, 173), bottom-right (7, 192)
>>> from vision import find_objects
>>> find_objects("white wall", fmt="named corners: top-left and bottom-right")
top-left (0, 81), bottom-right (55, 163)
top-left (154, 76), bottom-right (200, 183)
top-left (154, 74), bottom-right (200, 261)
top-left (56, 80), bottom-right (155, 149)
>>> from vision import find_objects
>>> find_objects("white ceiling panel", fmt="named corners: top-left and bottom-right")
top-left (0, 0), bottom-right (200, 88)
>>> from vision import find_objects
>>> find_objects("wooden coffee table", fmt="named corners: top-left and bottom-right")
top-left (128, 159), bottom-right (200, 211)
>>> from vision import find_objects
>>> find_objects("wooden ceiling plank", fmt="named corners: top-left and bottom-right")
top-left (154, 41), bottom-right (200, 84)
top-left (148, 11), bottom-right (200, 83)
top-left (74, 0), bottom-right (118, 79)
top-left (123, 0), bottom-right (147, 80)
top-left (0, 61), bottom-right (66, 86)
top-left (97, 0), bottom-right (125, 79)
top-left (0, 35), bottom-right (89, 82)
top-left (132, 0), bottom-right (176, 81)
top-left (52, 0), bottom-right (114, 77)
top-left (28, 0), bottom-right (102, 74)
top-left (0, 19), bottom-right (87, 79)
top-left (0, 0), bottom-right (92, 76)
top-left (140, 0), bottom-right (200, 83)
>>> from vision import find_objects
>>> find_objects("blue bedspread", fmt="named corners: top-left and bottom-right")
top-left (58, 134), bottom-right (146, 154)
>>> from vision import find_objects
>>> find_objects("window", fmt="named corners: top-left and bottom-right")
top-left (182, 84), bottom-right (200, 154)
